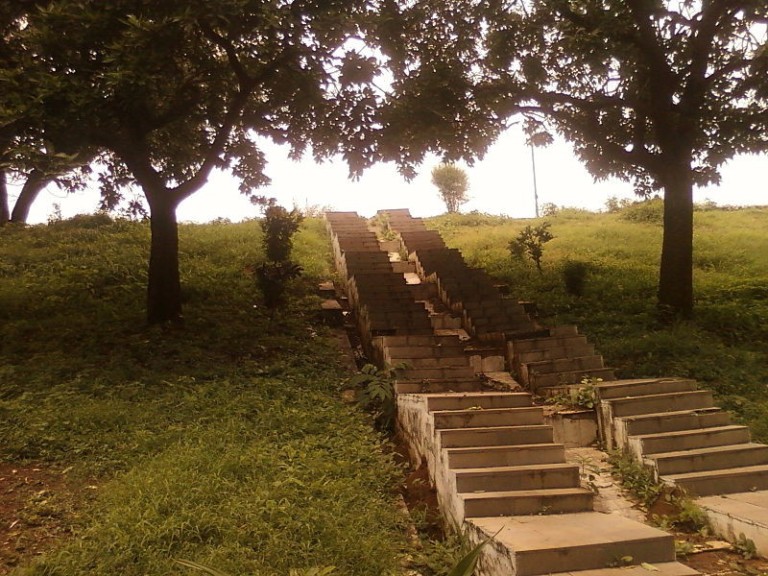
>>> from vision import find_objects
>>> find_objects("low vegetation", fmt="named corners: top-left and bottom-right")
top-left (428, 202), bottom-right (768, 440)
top-left (0, 215), bottom-right (415, 575)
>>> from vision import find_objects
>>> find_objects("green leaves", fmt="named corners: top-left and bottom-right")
top-left (446, 536), bottom-right (490, 576)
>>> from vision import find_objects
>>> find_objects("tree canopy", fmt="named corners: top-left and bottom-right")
top-left (0, 0), bottom-right (95, 224)
top-left (9, 0), bottom-right (386, 322)
top-left (381, 0), bottom-right (768, 318)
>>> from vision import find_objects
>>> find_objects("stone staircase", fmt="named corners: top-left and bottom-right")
top-left (379, 209), bottom-right (618, 393)
top-left (326, 210), bottom-right (697, 576)
top-left (598, 378), bottom-right (768, 496)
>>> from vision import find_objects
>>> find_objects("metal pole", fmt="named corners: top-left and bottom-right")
top-left (530, 144), bottom-right (540, 218)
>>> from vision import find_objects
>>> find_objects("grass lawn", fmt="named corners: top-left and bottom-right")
top-left (0, 216), bottom-right (415, 576)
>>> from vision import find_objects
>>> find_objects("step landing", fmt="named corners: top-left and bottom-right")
top-left (470, 512), bottom-right (677, 576)
top-left (699, 490), bottom-right (768, 558)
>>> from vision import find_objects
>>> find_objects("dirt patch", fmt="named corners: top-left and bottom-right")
top-left (0, 462), bottom-right (89, 575)
top-left (680, 548), bottom-right (768, 575)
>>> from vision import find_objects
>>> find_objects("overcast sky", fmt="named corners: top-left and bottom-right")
top-left (20, 125), bottom-right (768, 224)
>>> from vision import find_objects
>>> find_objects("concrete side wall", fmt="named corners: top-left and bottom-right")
top-left (396, 394), bottom-right (465, 528)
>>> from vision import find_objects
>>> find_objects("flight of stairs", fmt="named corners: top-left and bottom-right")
top-left (598, 378), bottom-right (768, 497)
top-left (326, 210), bottom-right (697, 576)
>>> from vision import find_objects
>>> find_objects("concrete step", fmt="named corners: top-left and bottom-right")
top-left (648, 443), bottom-right (768, 476)
top-left (471, 513), bottom-right (677, 576)
top-left (400, 366), bottom-right (477, 380)
top-left (597, 378), bottom-right (699, 400)
top-left (628, 425), bottom-right (751, 457)
top-left (547, 563), bottom-right (699, 576)
top-left (383, 344), bottom-right (466, 360)
top-left (391, 356), bottom-right (470, 369)
top-left (530, 367), bottom-right (616, 389)
top-left (615, 408), bottom-right (730, 446)
top-left (606, 390), bottom-right (714, 418)
top-left (699, 490), bottom-right (768, 558)
top-left (438, 424), bottom-right (553, 448)
top-left (447, 443), bottom-right (565, 468)
top-left (509, 332), bottom-right (584, 355)
top-left (381, 334), bottom-right (461, 347)
top-left (395, 379), bottom-right (483, 394)
top-left (462, 488), bottom-right (594, 517)
top-left (455, 463), bottom-right (580, 493)
top-left (522, 355), bottom-right (606, 376)
top-left (433, 407), bottom-right (544, 429)
top-left (663, 464), bottom-right (768, 497)
top-left (515, 341), bottom-right (596, 365)
top-left (425, 392), bottom-right (533, 411)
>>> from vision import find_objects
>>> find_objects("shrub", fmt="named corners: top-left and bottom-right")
top-left (561, 260), bottom-right (590, 297)
top-left (509, 222), bottom-right (554, 273)
top-left (620, 197), bottom-right (664, 224)
top-left (256, 202), bottom-right (305, 312)
top-left (261, 204), bottom-right (304, 263)
top-left (604, 196), bottom-right (633, 213)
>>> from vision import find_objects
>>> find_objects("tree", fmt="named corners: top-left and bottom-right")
top-left (379, 0), bottom-right (768, 319)
top-left (18, 0), bottom-right (384, 323)
top-left (431, 163), bottom-right (469, 213)
top-left (0, 1), bottom-right (96, 225)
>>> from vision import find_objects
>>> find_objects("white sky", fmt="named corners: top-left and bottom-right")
top-left (21, 125), bottom-right (768, 224)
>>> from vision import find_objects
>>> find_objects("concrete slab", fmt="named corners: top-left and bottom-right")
top-left (547, 562), bottom-right (699, 576)
top-left (471, 512), bottom-right (674, 575)
top-left (699, 490), bottom-right (768, 557)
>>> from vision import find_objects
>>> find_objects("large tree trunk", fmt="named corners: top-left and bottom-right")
top-left (10, 169), bottom-right (49, 223)
top-left (145, 189), bottom-right (183, 324)
top-left (658, 158), bottom-right (694, 320)
top-left (0, 171), bottom-right (9, 225)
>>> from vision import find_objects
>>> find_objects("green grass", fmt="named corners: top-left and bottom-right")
top-left (0, 215), bottom-right (410, 576)
top-left (427, 205), bottom-right (768, 441)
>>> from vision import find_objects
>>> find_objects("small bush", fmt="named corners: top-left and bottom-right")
top-left (509, 222), bottom-right (554, 273)
top-left (255, 262), bottom-right (304, 311)
top-left (604, 196), bottom-right (634, 213)
top-left (620, 197), bottom-right (664, 224)
top-left (261, 204), bottom-right (304, 263)
top-left (561, 260), bottom-right (590, 297)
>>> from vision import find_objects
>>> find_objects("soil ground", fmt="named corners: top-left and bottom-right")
top-left (0, 462), bottom-right (90, 575)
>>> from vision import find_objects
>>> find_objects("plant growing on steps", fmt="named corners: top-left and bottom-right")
top-left (508, 222), bottom-right (554, 273)
top-left (608, 450), bottom-right (663, 509)
top-left (345, 363), bottom-right (403, 431)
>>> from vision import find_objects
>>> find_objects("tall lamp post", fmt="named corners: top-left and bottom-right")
top-left (530, 144), bottom-right (540, 218)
